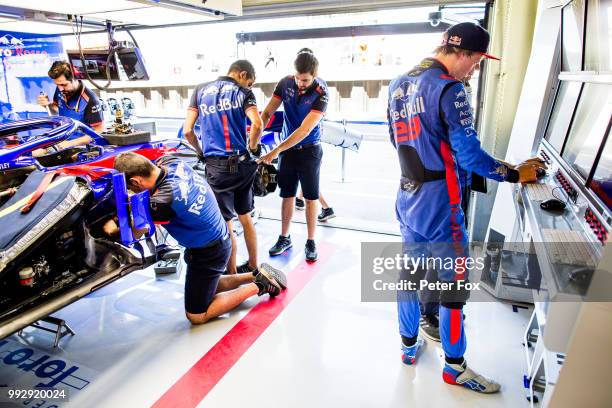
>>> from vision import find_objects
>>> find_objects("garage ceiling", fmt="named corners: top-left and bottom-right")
top-left (0, 0), bottom-right (482, 34)
top-left (0, 0), bottom-right (241, 33)
top-left (241, 0), bottom-right (482, 17)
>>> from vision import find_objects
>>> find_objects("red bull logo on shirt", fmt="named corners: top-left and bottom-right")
top-left (389, 96), bottom-right (426, 121)
top-left (199, 96), bottom-right (244, 116)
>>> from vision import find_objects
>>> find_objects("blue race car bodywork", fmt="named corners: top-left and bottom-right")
top-left (0, 117), bottom-right (193, 339)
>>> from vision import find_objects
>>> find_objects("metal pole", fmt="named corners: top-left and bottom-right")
top-left (341, 148), bottom-right (346, 183)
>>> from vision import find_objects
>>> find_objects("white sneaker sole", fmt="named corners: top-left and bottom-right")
top-left (259, 262), bottom-right (287, 289)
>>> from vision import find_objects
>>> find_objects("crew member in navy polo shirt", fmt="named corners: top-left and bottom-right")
top-left (106, 152), bottom-right (286, 324)
top-left (183, 60), bottom-right (264, 275)
top-left (37, 61), bottom-right (104, 154)
top-left (260, 48), bottom-right (329, 262)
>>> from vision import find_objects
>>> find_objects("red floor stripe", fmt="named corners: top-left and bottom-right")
top-left (152, 245), bottom-right (334, 408)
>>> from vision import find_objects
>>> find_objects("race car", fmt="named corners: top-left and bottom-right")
top-left (0, 117), bottom-right (191, 339)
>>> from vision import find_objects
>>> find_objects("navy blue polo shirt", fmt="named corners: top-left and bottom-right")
top-left (149, 156), bottom-right (228, 248)
top-left (188, 76), bottom-right (258, 157)
top-left (53, 81), bottom-right (103, 135)
top-left (272, 76), bottom-right (329, 147)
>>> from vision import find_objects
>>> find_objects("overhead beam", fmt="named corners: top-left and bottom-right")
top-left (236, 21), bottom-right (450, 43)
top-left (242, 0), bottom-right (481, 18)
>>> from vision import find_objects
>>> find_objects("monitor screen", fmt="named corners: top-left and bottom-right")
top-left (561, 0), bottom-right (584, 71)
top-left (544, 81), bottom-right (582, 153)
top-left (67, 50), bottom-right (120, 81)
top-left (116, 47), bottom-right (149, 81)
top-left (590, 135), bottom-right (612, 212)
top-left (561, 83), bottom-right (612, 179)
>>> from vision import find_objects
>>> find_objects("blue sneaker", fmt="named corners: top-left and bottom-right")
top-left (269, 235), bottom-right (292, 256)
top-left (443, 361), bottom-right (501, 393)
top-left (400, 338), bottom-right (424, 365)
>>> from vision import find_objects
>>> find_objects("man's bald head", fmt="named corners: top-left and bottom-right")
top-left (114, 152), bottom-right (159, 192)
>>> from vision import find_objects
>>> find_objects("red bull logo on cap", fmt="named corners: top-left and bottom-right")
top-left (448, 36), bottom-right (462, 46)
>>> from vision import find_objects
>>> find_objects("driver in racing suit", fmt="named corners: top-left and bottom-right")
top-left (388, 22), bottom-right (545, 393)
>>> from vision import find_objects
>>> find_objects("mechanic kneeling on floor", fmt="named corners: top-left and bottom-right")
top-left (104, 152), bottom-right (287, 324)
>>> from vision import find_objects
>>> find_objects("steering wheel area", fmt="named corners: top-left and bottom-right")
top-left (36, 144), bottom-right (105, 167)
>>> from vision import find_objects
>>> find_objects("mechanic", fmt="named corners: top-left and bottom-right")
top-left (35, 61), bottom-right (104, 156)
top-left (106, 152), bottom-right (287, 324)
top-left (183, 60), bottom-right (263, 275)
top-left (387, 22), bottom-right (545, 393)
top-left (260, 48), bottom-right (329, 262)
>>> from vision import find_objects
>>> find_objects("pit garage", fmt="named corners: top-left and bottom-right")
top-left (0, 1), bottom-right (610, 407)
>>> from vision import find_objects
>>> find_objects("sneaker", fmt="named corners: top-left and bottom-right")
top-left (237, 261), bottom-right (258, 275)
top-left (305, 239), bottom-right (318, 261)
top-left (258, 262), bottom-right (287, 289)
top-left (401, 338), bottom-right (424, 365)
top-left (269, 235), bottom-right (292, 256)
top-left (318, 207), bottom-right (336, 222)
top-left (254, 263), bottom-right (286, 297)
top-left (419, 314), bottom-right (440, 342)
top-left (295, 198), bottom-right (305, 210)
top-left (443, 361), bottom-right (501, 393)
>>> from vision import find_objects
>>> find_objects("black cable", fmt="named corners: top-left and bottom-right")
top-left (552, 186), bottom-right (570, 205)
top-left (72, 15), bottom-right (116, 90)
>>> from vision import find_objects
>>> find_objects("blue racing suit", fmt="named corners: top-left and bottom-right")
top-left (387, 58), bottom-right (518, 359)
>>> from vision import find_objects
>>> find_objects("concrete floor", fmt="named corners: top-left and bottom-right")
top-left (1, 218), bottom-right (532, 408)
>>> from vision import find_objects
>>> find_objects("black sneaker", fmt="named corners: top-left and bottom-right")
top-left (237, 261), bottom-right (258, 275)
top-left (318, 207), bottom-right (336, 222)
top-left (269, 235), bottom-right (292, 256)
top-left (419, 314), bottom-right (441, 342)
top-left (254, 265), bottom-right (283, 297)
top-left (295, 198), bottom-right (305, 211)
top-left (258, 262), bottom-right (287, 289)
top-left (305, 239), bottom-right (318, 262)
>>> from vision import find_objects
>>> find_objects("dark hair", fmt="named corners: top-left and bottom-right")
top-left (114, 152), bottom-right (156, 180)
top-left (228, 59), bottom-right (256, 79)
top-left (48, 61), bottom-right (75, 81)
top-left (294, 48), bottom-right (318, 75)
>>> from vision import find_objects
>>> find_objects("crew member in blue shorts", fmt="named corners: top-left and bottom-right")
top-left (107, 152), bottom-right (287, 324)
top-left (183, 60), bottom-right (263, 275)
top-left (260, 48), bottom-right (329, 262)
